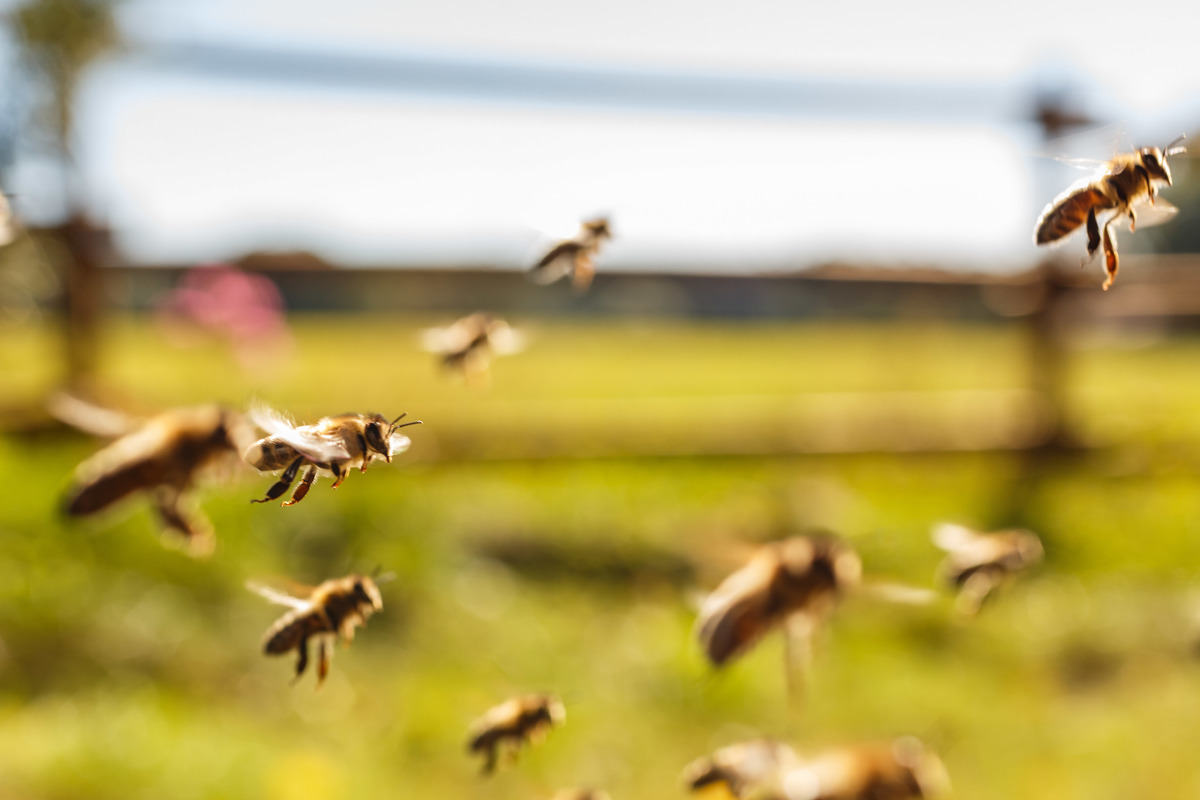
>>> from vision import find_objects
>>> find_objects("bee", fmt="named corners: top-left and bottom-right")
top-left (1034, 135), bottom-right (1186, 290)
top-left (420, 312), bottom-right (523, 383)
top-left (530, 216), bottom-right (612, 292)
top-left (932, 523), bottom-right (1043, 615)
top-left (776, 738), bottom-right (949, 800)
top-left (695, 536), bottom-right (862, 668)
top-left (466, 693), bottom-right (565, 774)
top-left (243, 406), bottom-right (421, 506)
top-left (248, 572), bottom-right (386, 687)
top-left (682, 739), bottom-right (802, 799)
top-left (60, 399), bottom-right (253, 556)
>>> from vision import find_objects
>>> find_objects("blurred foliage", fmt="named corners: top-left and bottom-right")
top-left (10, 0), bottom-right (120, 145)
top-left (5, 315), bottom-right (1200, 799)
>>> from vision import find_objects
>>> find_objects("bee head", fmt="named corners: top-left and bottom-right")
top-left (1140, 147), bottom-right (1173, 185)
top-left (363, 416), bottom-right (392, 460)
top-left (536, 694), bottom-right (566, 726)
top-left (367, 412), bottom-right (422, 463)
top-left (353, 573), bottom-right (386, 611)
top-left (1141, 134), bottom-right (1187, 186)
top-left (583, 217), bottom-right (612, 240)
top-left (1009, 530), bottom-right (1045, 569)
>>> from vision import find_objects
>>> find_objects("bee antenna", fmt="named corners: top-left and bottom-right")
top-left (389, 413), bottom-right (408, 426)
top-left (1164, 133), bottom-right (1187, 157)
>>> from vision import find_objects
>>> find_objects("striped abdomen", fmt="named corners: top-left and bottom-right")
top-left (1034, 185), bottom-right (1112, 245)
top-left (262, 607), bottom-right (330, 655)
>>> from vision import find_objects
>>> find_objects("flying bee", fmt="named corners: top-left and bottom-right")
top-left (682, 739), bottom-right (802, 799)
top-left (420, 312), bottom-right (523, 383)
top-left (244, 406), bottom-right (421, 506)
top-left (530, 216), bottom-right (612, 292)
top-left (59, 398), bottom-right (253, 557)
top-left (1034, 135), bottom-right (1187, 290)
top-left (932, 523), bottom-right (1043, 616)
top-left (776, 738), bottom-right (949, 800)
top-left (695, 536), bottom-right (862, 669)
top-left (466, 693), bottom-right (565, 774)
top-left (248, 572), bottom-right (387, 687)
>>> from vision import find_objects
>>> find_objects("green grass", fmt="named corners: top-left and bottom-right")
top-left (4, 314), bottom-right (1200, 799)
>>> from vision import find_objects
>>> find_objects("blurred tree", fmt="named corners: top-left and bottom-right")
top-left (9, 0), bottom-right (120, 392)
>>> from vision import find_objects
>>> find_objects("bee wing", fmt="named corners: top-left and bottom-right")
top-left (1129, 198), bottom-right (1178, 228)
top-left (695, 558), bottom-right (777, 666)
top-left (420, 320), bottom-right (475, 354)
top-left (487, 322), bottom-right (524, 355)
top-left (249, 404), bottom-right (300, 436)
top-left (246, 580), bottom-right (312, 610)
top-left (931, 522), bottom-right (979, 553)
top-left (1051, 155), bottom-right (1112, 173)
top-left (858, 579), bottom-right (938, 606)
top-left (49, 392), bottom-right (141, 438)
top-left (387, 431), bottom-right (413, 457)
top-left (291, 431), bottom-right (350, 463)
top-left (1038, 122), bottom-right (1129, 167)
top-left (419, 325), bottom-right (455, 354)
top-left (530, 242), bottom-right (580, 284)
top-left (249, 405), bottom-right (350, 462)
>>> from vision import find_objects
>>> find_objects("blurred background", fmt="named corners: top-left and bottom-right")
top-left (6, 1), bottom-right (1200, 798)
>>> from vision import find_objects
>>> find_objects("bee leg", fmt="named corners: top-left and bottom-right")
top-left (1128, 206), bottom-right (1137, 233)
top-left (291, 637), bottom-right (310, 683)
top-left (252, 457), bottom-right (304, 504)
top-left (482, 743), bottom-right (498, 775)
top-left (1101, 218), bottom-right (1120, 291)
top-left (282, 466), bottom-right (317, 507)
top-left (315, 638), bottom-right (330, 688)
top-left (153, 489), bottom-right (215, 557)
top-left (1085, 207), bottom-right (1101, 258)
top-left (572, 253), bottom-right (595, 292)
top-left (955, 571), bottom-right (997, 617)
top-left (357, 434), bottom-right (371, 474)
top-left (330, 462), bottom-right (347, 489)
top-left (782, 613), bottom-right (814, 710)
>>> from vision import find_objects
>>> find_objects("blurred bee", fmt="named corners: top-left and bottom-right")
top-left (682, 739), bottom-right (801, 799)
top-left (58, 396), bottom-right (253, 557)
top-left (695, 536), bottom-right (862, 669)
top-left (248, 572), bottom-right (386, 687)
top-left (932, 523), bottom-right (1043, 616)
top-left (244, 406), bottom-right (420, 506)
top-left (466, 693), bottom-right (565, 774)
top-left (776, 738), bottom-right (949, 800)
top-left (1034, 135), bottom-right (1186, 290)
top-left (420, 312), bottom-right (523, 384)
top-left (530, 216), bottom-right (612, 292)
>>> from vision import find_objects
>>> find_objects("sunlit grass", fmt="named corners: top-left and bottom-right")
top-left (4, 315), bottom-right (1200, 799)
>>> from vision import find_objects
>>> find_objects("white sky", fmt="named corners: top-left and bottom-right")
top-left (13, 0), bottom-right (1200, 270)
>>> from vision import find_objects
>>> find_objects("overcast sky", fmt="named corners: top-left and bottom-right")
top-left (9, 0), bottom-right (1200, 270)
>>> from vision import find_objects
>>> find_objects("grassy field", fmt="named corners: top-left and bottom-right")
top-left (4, 314), bottom-right (1200, 799)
